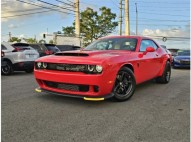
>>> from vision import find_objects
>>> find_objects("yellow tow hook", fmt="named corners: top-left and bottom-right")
top-left (83, 97), bottom-right (104, 101)
top-left (35, 87), bottom-right (42, 93)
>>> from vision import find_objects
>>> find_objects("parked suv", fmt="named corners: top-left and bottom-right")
top-left (30, 44), bottom-right (60, 57)
top-left (1, 42), bottom-right (39, 75)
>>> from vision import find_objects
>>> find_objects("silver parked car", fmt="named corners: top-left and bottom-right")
top-left (1, 42), bottom-right (39, 75)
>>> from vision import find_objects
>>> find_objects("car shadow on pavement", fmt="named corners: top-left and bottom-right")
top-left (2, 71), bottom-right (34, 77)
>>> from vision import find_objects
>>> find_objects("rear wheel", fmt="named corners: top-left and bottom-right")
top-left (112, 67), bottom-right (136, 102)
top-left (1, 61), bottom-right (13, 75)
top-left (156, 61), bottom-right (171, 84)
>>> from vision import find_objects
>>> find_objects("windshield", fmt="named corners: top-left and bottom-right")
top-left (177, 50), bottom-right (190, 56)
top-left (84, 38), bottom-right (138, 51)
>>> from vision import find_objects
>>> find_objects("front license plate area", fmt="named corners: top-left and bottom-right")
top-left (57, 83), bottom-right (79, 91)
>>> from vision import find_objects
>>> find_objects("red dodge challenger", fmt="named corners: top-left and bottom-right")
top-left (34, 36), bottom-right (172, 101)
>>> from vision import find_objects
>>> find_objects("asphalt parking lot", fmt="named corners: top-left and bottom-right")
top-left (1, 69), bottom-right (190, 142)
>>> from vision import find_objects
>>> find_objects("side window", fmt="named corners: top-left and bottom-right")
top-left (140, 40), bottom-right (158, 52)
top-left (140, 40), bottom-right (149, 52)
top-left (1, 44), bottom-right (7, 50)
top-left (150, 41), bottom-right (158, 50)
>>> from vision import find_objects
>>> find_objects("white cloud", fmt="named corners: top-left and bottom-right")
top-left (8, 24), bottom-right (19, 29)
top-left (141, 24), bottom-right (190, 49)
top-left (142, 24), bottom-right (190, 38)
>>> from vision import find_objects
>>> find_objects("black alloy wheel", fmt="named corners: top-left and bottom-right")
top-left (1, 61), bottom-right (13, 75)
top-left (112, 67), bottom-right (136, 101)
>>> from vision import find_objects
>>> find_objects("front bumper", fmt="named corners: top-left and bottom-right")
top-left (35, 87), bottom-right (114, 101)
top-left (34, 69), bottom-right (117, 97)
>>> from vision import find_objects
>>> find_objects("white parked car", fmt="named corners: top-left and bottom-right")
top-left (1, 42), bottom-right (39, 75)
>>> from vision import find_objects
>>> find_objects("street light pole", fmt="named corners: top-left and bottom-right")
top-left (125, 0), bottom-right (130, 35)
top-left (135, 3), bottom-right (138, 35)
top-left (119, 0), bottom-right (122, 35)
top-left (75, 0), bottom-right (80, 37)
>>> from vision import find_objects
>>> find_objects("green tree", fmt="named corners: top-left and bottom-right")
top-left (8, 37), bottom-right (21, 42)
top-left (62, 26), bottom-right (75, 36)
top-left (62, 7), bottom-right (118, 45)
top-left (24, 38), bottom-right (37, 43)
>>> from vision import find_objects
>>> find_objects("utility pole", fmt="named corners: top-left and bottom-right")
top-left (135, 3), bottom-right (138, 35)
top-left (125, 0), bottom-right (130, 35)
top-left (9, 32), bottom-right (12, 41)
top-left (75, 0), bottom-right (80, 37)
top-left (119, 0), bottom-right (123, 35)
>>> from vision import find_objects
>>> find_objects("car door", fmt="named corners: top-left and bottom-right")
top-left (137, 39), bottom-right (160, 83)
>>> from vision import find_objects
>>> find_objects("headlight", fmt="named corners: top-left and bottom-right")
top-left (174, 58), bottom-right (180, 63)
top-left (87, 65), bottom-right (95, 72)
top-left (95, 65), bottom-right (103, 73)
top-left (43, 62), bottom-right (47, 68)
top-left (37, 62), bottom-right (42, 68)
top-left (87, 65), bottom-right (103, 74)
top-left (36, 62), bottom-right (47, 69)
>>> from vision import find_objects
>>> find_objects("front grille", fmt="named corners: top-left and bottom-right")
top-left (44, 81), bottom-right (89, 92)
top-left (180, 61), bottom-right (190, 65)
top-left (47, 63), bottom-right (87, 72)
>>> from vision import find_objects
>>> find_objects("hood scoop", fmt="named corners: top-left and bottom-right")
top-left (55, 52), bottom-right (89, 57)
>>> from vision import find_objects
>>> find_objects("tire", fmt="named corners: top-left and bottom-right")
top-left (1, 61), bottom-right (13, 75)
top-left (25, 68), bottom-right (34, 73)
top-left (156, 61), bottom-right (171, 84)
top-left (112, 67), bottom-right (136, 102)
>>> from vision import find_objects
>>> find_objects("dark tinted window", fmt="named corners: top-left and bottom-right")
top-left (57, 45), bottom-right (81, 51)
top-left (46, 45), bottom-right (60, 53)
top-left (1, 44), bottom-right (7, 50)
top-left (12, 43), bottom-right (31, 50)
top-left (30, 44), bottom-right (46, 52)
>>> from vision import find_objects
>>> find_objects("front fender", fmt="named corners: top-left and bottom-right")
top-left (158, 55), bottom-right (170, 76)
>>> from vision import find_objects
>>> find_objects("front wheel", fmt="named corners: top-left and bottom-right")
top-left (112, 67), bottom-right (136, 102)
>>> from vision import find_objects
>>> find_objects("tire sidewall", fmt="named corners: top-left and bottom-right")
top-left (112, 67), bottom-right (136, 101)
top-left (1, 61), bottom-right (13, 75)
top-left (163, 61), bottom-right (171, 83)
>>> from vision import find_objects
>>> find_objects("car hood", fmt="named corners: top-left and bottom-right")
top-left (174, 56), bottom-right (190, 60)
top-left (36, 50), bottom-right (133, 64)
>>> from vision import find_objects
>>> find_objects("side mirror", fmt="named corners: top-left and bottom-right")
top-left (142, 47), bottom-right (155, 55)
top-left (146, 47), bottom-right (155, 52)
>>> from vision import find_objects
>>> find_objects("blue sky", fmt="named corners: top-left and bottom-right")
top-left (1, 0), bottom-right (190, 49)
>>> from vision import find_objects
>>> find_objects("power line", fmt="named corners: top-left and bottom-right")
top-left (66, 0), bottom-right (74, 3)
top-left (2, 5), bottom-right (73, 13)
top-left (36, 0), bottom-right (76, 12)
top-left (136, 18), bottom-right (189, 22)
top-left (1, 10), bottom-right (55, 18)
top-left (15, 0), bottom-right (74, 15)
top-left (130, 1), bottom-right (190, 4)
top-left (137, 11), bottom-right (190, 18)
top-left (55, 0), bottom-right (75, 7)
